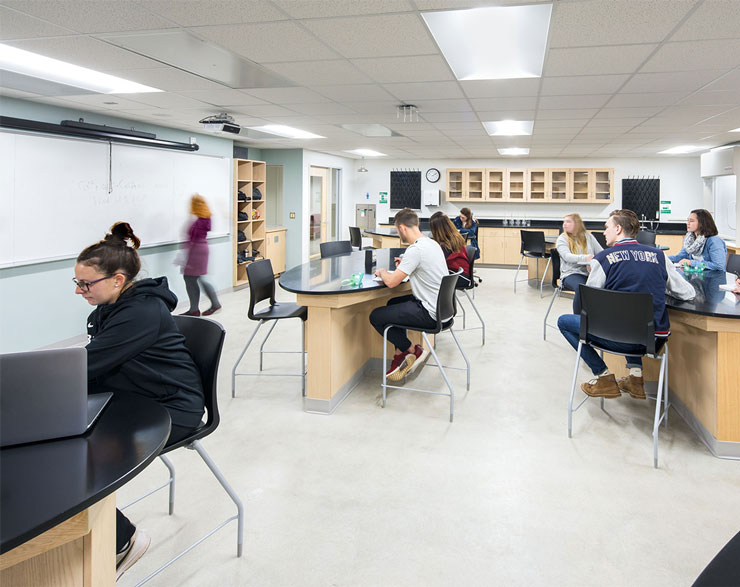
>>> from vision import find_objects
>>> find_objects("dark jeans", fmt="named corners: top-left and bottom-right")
top-left (369, 295), bottom-right (436, 352)
top-left (184, 275), bottom-right (219, 312)
top-left (557, 314), bottom-right (645, 375)
top-left (116, 423), bottom-right (197, 552)
top-left (561, 273), bottom-right (588, 314)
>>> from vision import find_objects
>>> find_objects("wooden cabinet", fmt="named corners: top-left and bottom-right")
top-left (479, 227), bottom-right (528, 266)
top-left (265, 227), bottom-right (287, 275)
top-left (447, 167), bottom-right (612, 203)
top-left (233, 158), bottom-right (267, 287)
top-left (486, 169), bottom-right (505, 200)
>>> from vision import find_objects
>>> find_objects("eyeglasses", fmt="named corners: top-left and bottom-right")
top-left (73, 275), bottom-right (114, 292)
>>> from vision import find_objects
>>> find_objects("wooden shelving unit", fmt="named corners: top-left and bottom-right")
top-left (233, 158), bottom-right (266, 287)
top-left (506, 170), bottom-right (526, 201)
top-left (527, 169), bottom-right (547, 202)
top-left (446, 169), bottom-right (465, 200)
top-left (549, 169), bottom-right (570, 201)
top-left (486, 169), bottom-right (505, 200)
top-left (467, 169), bottom-right (485, 200)
top-left (571, 169), bottom-right (591, 202)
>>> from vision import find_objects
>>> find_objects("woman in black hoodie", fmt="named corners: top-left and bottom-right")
top-left (74, 222), bottom-right (205, 579)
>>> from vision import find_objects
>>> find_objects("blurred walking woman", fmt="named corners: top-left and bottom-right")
top-left (555, 213), bottom-right (603, 314)
top-left (669, 208), bottom-right (727, 271)
top-left (181, 194), bottom-right (221, 316)
top-left (75, 221), bottom-right (205, 578)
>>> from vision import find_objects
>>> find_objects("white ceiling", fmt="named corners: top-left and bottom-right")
top-left (2, 0), bottom-right (740, 159)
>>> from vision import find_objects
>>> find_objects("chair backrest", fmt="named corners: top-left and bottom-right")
top-left (635, 230), bottom-right (656, 246)
top-left (520, 230), bottom-right (546, 255)
top-left (456, 245), bottom-right (476, 290)
top-left (436, 270), bottom-right (462, 328)
top-left (727, 253), bottom-right (740, 275)
top-left (550, 248), bottom-right (561, 287)
top-left (171, 315), bottom-right (226, 442)
top-left (320, 240), bottom-right (353, 258)
top-left (591, 231), bottom-right (608, 249)
top-left (579, 285), bottom-right (657, 355)
top-left (246, 259), bottom-right (276, 320)
top-left (349, 226), bottom-right (362, 249)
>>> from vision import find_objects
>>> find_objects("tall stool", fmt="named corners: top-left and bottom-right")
top-left (567, 285), bottom-right (670, 468)
top-left (381, 271), bottom-right (470, 422)
top-left (514, 230), bottom-right (551, 297)
top-left (231, 259), bottom-right (307, 398)
top-left (455, 245), bottom-right (485, 344)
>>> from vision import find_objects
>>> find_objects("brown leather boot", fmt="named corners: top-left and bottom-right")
top-left (617, 375), bottom-right (646, 399)
top-left (581, 374), bottom-right (621, 398)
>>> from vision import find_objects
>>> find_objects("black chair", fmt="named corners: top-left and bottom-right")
top-left (727, 253), bottom-right (740, 274)
top-left (124, 316), bottom-right (244, 584)
top-left (381, 271), bottom-right (470, 422)
top-left (454, 245), bottom-right (485, 344)
top-left (349, 226), bottom-right (374, 251)
top-left (568, 286), bottom-right (669, 468)
top-left (693, 530), bottom-right (740, 586)
top-left (636, 229), bottom-right (657, 246)
top-left (591, 231), bottom-right (608, 249)
top-left (231, 259), bottom-right (307, 397)
top-left (514, 230), bottom-right (552, 297)
top-left (320, 240), bottom-right (352, 258)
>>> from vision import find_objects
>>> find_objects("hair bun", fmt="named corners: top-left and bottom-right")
top-left (106, 222), bottom-right (141, 249)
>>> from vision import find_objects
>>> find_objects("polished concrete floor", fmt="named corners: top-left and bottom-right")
top-left (118, 267), bottom-right (739, 587)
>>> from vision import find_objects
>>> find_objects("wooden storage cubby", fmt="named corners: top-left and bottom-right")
top-left (446, 169), bottom-right (465, 200)
top-left (233, 159), bottom-right (267, 287)
top-left (507, 170), bottom-right (526, 201)
top-left (486, 169), bottom-right (505, 200)
top-left (527, 169), bottom-right (547, 201)
top-left (549, 169), bottom-right (570, 201)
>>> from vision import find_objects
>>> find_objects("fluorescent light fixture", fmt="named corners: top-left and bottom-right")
top-left (483, 120), bottom-right (534, 136)
top-left (0, 43), bottom-right (161, 94)
top-left (344, 149), bottom-right (386, 157)
top-left (247, 125), bottom-right (324, 139)
top-left (498, 148), bottom-right (529, 156)
top-left (658, 145), bottom-right (703, 154)
top-left (422, 4), bottom-right (552, 80)
top-left (730, 127), bottom-right (740, 132)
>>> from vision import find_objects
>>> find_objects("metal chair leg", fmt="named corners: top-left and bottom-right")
top-left (382, 325), bottom-right (392, 408)
top-left (543, 286), bottom-right (561, 341)
top-left (231, 320), bottom-right (264, 397)
top-left (568, 342), bottom-right (583, 438)
top-left (422, 332), bottom-right (454, 422)
top-left (120, 455), bottom-right (176, 513)
top-left (258, 321), bottom-right (278, 371)
top-left (514, 255), bottom-right (524, 292)
top-left (653, 354), bottom-right (667, 468)
top-left (540, 256), bottom-right (552, 297)
top-left (455, 291), bottom-right (467, 329)
top-left (449, 327), bottom-right (470, 391)
top-left (462, 289), bottom-right (485, 345)
top-left (663, 343), bottom-right (669, 428)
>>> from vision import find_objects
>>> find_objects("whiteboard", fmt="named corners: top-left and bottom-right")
top-left (1, 130), bottom-right (231, 267)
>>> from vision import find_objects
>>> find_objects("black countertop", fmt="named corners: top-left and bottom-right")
top-left (0, 396), bottom-right (170, 553)
top-left (667, 270), bottom-right (740, 319)
top-left (280, 249), bottom-right (404, 295)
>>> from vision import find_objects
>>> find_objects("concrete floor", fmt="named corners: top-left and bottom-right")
top-left (118, 267), bottom-right (740, 587)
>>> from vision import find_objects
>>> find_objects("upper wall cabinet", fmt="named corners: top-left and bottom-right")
top-left (446, 167), bottom-right (613, 203)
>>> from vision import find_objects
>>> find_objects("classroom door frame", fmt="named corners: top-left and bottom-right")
top-left (309, 166), bottom-right (329, 259)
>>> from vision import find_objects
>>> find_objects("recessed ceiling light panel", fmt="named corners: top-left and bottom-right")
top-left (483, 120), bottom-right (534, 136)
top-left (0, 43), bottom-right (161, 94)
top-left (498, 147), bottom-right (530, 156)
top-left (422, 5), bottom-right (552, 80)
top-left (658, 145), bottom-right (703, 155)
top-left (248, 125), bottom-right (324, 139)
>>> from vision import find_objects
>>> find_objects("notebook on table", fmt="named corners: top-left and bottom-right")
top-left (0, 347), bottom-right (112, 448)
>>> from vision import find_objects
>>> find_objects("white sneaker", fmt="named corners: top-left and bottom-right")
top-left (116, 529), bottom-right (150, 580)
top-left (405, 344), bottom-right (429, 376)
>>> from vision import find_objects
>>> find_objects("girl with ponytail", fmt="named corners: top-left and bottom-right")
top-left (75, 221), bottom-right (205, 578)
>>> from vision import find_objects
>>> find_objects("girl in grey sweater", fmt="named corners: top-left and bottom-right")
top-left (555, 213), bottom-right (603, 313)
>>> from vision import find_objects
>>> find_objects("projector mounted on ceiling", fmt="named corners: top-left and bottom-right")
top-left (199, 113), bottom-right (241, 135)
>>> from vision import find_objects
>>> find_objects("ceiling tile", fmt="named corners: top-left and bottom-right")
top-left (679, 90), bottom-right (740, 106)
top-left (539, 94), bottom-right (611, 109)
top-left (282, 102), bottom-right (355, 115)
top-left (242, 87), bottom-right (330, 104)
top-left (116, 92), bottom-right (212, 109)
top-left (313, 84), bottom-right (396, 101)
top-left (641, 39), bottom-right (740, 72)
top-left (421, 111), bottom-right (478, 122)
top-left (178, 89), bottom-right (270, 107)
top-left (104, 68), bottom-right (223, 91)
top-left (586, 118), bottom-right (646, 128)
top-left (351, 55), bottom-right (454, 83)
top-left (671, 0), bottom-right (740, 41)
top-left (193, 22), bottom-right (338, 63)
top-left (460, 79), bottom-right (541, 98)
top-left (540, 74), bottom-right (629, 96)
top-left (470, 97), bottom-right (538, 111)
top-left (536, 109), bottom-right (599, 120)
top-left (56, 94), bottom-right (156, 110)
top-left (273, 0), bottom-right (413, 18)
top-left (0, 5), bottom-right (77, 40)
top-left (608, 91), bottom-right (688, 107)
top-left (229, 104), bottom-right (302, 117)
top-left (415, 99), bottom-right (471, 113)
top-left (383, 81), bottom-right (464, 101)
top-left (265, 60), bottom-right (373, 85)
top-left (595, 107), bottom-right (664, 118)
top-left (544, 45), bottom-right (658, 76)
top-left (2, 0), bottom-right (175, 33)
top-left (139, 0), bottom-right (287, 26)
top-left (301, 14), bottom-right (437, 59)
top-left (703, 69), bottom-right (740, 91)
top-left (342, 101), bottom-right (400, 114)
top-left (6, 36), bottom-right (163, 70)
top-left (549, 0), bottom-right (696, 47)
top-left (620, 70), bottom-right (730, 94)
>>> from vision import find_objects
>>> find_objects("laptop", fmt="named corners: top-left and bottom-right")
top-left (0, 347), bottom-right (112, 448)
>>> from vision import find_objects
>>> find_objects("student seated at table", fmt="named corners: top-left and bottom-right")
top-left (670, 208), bottom-right (727, 271)
top-left (430, 211), bottom-right (470, 285)
top-left (556, 213), bottom-right (603, 314)
top-left (74, 222), bottom-right (205, 579)
top-left (370, 208), bottom-right (448, 381)
top-left (453, 207), bottom-right (480, 260)
top-left (557, 209), bottom-right (695, 400)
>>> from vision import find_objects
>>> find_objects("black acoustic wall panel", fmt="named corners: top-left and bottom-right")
top-left (390, 171), bottom-right (421, 209)
top-left (622, 178), bottom-right (660, 220)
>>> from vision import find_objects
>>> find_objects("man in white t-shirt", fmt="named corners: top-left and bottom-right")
top-left (370, 208), bottom-right (449, 381)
